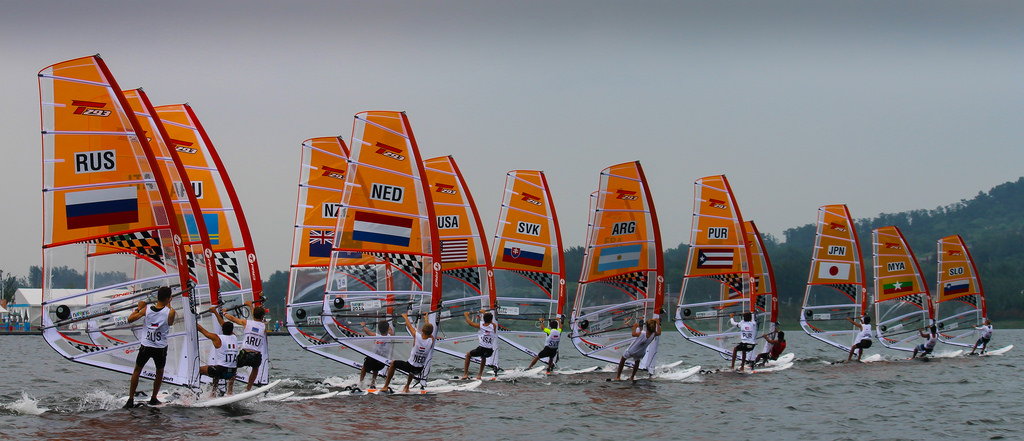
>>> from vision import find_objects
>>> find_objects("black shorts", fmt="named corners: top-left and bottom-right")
top-left (853, 339), bottom-right (872, 349)
top-left (735, 343), bottom-right (756, 352)
top-left (537, 346), bottom-right (558, 360)
top-left (363, 356), bottom-right (386, 372)
top-left (977, 336), bottom-right (991, 345)
top-left (468, 346), bottom-right (494, 358)
top-left (207, 365), bottom-right (237, 380)
top-left (392, 360), bottom-right (423, 375)
top-left (237, 349), bottom-right (262, 368)
top-left (136, 345), bottom-right (168, 369)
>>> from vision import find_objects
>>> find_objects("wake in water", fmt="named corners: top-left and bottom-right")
top-left (4, 392), bottom-right (48, 415)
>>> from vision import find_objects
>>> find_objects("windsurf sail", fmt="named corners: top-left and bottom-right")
top-left (490, 170), bottom-right (566, 360)
top-left (674, 175), bottom-right (757, 358)
top-left (322, 111), bottom-right (442, 375)
top-left (873, 225), bottom-right (933, 352)
top-left (423, 156), bottom-right (496, 361)
top-left (570, 161), bottom-right (663, 366)
top-left (38, 55), bottom-right (200, 387)
top-left (154, 103), bottom-right (268, 383)
top-left (934, 235), bottom-right (986, 347)
top-left (744, 220), bottom-right (778, 358)
top-left (800, 205), bottom-right (869, 351)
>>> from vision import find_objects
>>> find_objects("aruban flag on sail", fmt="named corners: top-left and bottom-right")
top-left (696, 249), bottom-right (733, 268)
top-left (65, 187), bottom-right (139, 229)
top-left (597, 244), bottom-right (642, 272)
top-left (817, 262), bottom-right (850, 280)
top-left (943, 280), bottom-right (970, 295)
top-left (502, 241), bottom-right (545, 267)
top-left (440, 239), bottom-right (469, 263)
top-left (308, 229), bottom-right (334, 258)
top-left (882, 280), bottom-right (914, 295)
top-left (184, 213), bottom-right (220, 245)
top-left (352, 211), bottom-right (413, 247)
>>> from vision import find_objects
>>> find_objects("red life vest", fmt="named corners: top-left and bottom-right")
top-left (770, 340), bottom-right (786, 358)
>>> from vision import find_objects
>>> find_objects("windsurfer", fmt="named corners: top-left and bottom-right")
top-left (729, 312), bottom-right (757, 371)
top-left (381, 313), bottom-right (435, 393)
top-left (461, 310), bottom-right (497, 380)
top-left (911, 325), bottom-right (938, 358)
top-left (847, 315), bottom-right (873, 362)
top-left (527, 317), bottom-right (561, 373)
top-left (198, 307), bottom-right (239, 397)
top-left (969, 319), bottom-right (993, 355)
top-left (613, 318), bottom-right (661, 381)
top-left (360, 320), bottom-right (394, 387)
top-left (124, 286), bottom-right (176, 408)
top-left (221, 299), bottom-right (267, 391)
top-left (753, 330), bottom-right (786, 366)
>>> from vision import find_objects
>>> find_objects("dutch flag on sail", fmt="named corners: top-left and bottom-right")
top-left (352, 211), bottom-right (413, 247)
top-left (65, 187), bottom-right (139, 229)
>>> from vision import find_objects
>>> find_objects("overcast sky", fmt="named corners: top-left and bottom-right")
top-left (3, 1), bottom-right (1023, 278)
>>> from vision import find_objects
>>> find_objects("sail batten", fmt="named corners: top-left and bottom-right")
top-left (872, 225), bottom-right (933, 352)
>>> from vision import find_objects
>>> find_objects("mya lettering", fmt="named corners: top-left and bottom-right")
top-left (74, 150), bottom-right (116, 173)
top-left (887, 261), bottom-right (906, 272)
top-left (370, 183), bottom-right (404, 203)
top-left (611, 221), bottom-right (636, 236)
top-left (322, 202), bottom-right (342, 218)
top-left (71, 100), bottom-right (111, 117)
top-left (707, 227), bottom-right (728, 240)
top-left (615, 189), bottom-right (638, 201)
top-left (517, 221), bottom-right (541, 236)
top-left (827, 245), bottom-right (846, 256)
top-left (435, 183), bottom-right (457, 195)
top-left (437, 215), bottom-right (460, 229)
top-left (375, 142), bottom-right (406, 161)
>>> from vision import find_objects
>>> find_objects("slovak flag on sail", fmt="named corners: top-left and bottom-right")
top-left (64, 187), bottom-right (139, 229)
top-left (596, 244), bottom-right (642, 272)
top-left (308, 229), bottom-right (335, 258)
top-left (502, 240), bottom-right (545, 267)
top-left (943, 280), bottom-right (970, 295)
top-left (352, 211), bottom-right (413, 247)
top-left (817, 262), bottom-right (850, 280)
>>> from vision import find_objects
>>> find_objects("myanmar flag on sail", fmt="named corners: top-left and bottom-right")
top-left (882, 280), bottom-right (914, 295)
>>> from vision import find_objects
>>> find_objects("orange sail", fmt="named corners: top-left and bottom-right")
top-left (744, 221), bottom-right (777, 327)
top-left (800, 205), bottom-right (869, 351)
top-left (674, 175), bottom-right (756, 358)
top-left (490, 170), bottom-right (566, 358)
top-left (872, 225), bottom-right (933, 352)
top-left (934, 234), bottom-right (986, 347)
top-left (570, 161), bottom-right (664, 366)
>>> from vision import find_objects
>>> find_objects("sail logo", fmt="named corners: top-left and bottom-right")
top-left (615, 189), bottom-right (638, 200)
top-left (521, 192), bottom-right (543, 206)
top-left (827, 245), bottom-right (846, 256)
top-left (370, 183), bottom-right (404, 203)
top-left (946, 249), bottom-right (963, 256)
top-left (320, 165), bottom-right (346, 180)
top-left (71, 100), bottom-right (111, 117)
top-left (435, 183), bottom-right (457, 195)
top-left (887, 261), bottom-right (906, 272)
top-left (708, 198), bottom-right (728, 210)
top-left (948, 266), bottom-right (965, 276)
top-left (374, 142), bottom-right (405, 161)
top-left (322, 202), bottom-right (342, 218)
top-left (74, 150), bottom-right (116, 174)
top-left (517, 221), bottom-right (541, 236)
top-left (828, 222), bottom-right (847, 232)
top-left (707, 227), bottom-right (728, 240)
top-left (611, 221), bottom-right (636, 236)
top-left (884, 242), bottom-right (902, 250)
top-left (170, 139), bottom-right (197, 154)
top-left (437, 215), bottom-right (460, 229)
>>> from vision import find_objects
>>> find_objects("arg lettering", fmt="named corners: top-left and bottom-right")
top-left (611, 221), bottom-right (636, 236)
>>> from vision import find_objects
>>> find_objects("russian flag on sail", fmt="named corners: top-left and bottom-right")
top-left (597, 244), bottom-right (642, 272)
top-left (352, 211), bottom-right (413, 247)
top-left (502, 240), bottom-right (545, 267)
top-left (943, 280), bottom-right (970, 295)
top-left (65, 187), bottom-right (139, 229)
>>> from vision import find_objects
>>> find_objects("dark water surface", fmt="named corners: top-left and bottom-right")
top-left (1, 331), bottom-right (1020, 440)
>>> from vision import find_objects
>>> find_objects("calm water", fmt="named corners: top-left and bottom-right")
top-left (0, 330), bottom-right (1020, 440)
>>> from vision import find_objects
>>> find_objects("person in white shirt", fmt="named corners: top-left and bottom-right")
top-left (613, 318), bottom-right (661, 381)
top-left (970, 319), bottom-right (994, 355)
top-left (221, 300), bottom-right (267, 391)
top-left (847, 315), bottom-right (873, 362)
top-left (527, 317), bottom-right (561, 373)
top-left (730, 312), bottom-right (757, 371)
top-left (461, 309), bottom-right (497, 380)
top-left (911, 325), bottom-right (939, 359)
top-left (198, 307), bottom-right (239, 397)
top-left (381, 313), bottom-right (435, 393)
top-left (124, 286), bottom-right (176, 408)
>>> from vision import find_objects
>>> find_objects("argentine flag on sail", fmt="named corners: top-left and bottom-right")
top-left (597, 244), bottom-right (642, 272)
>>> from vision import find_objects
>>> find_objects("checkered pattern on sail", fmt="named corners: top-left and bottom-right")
top-left (756, 290), bottom-right (768, 311)
top-left (960, 293), bottom-right (979, 308)
top-left (371, 252), bottom-right (422, 285)
top-left (67, 340), bottom-right (105, 353)
top-left (903, 293), bottom-right (925, 308)
top-left (512, 270), bottom-right (553, 295)
top-left (185, 252), bottom-right (198, 279)
top-left (213, 252), bottom-right (240, 285)
top-left (828, 283), bottom-right (859, 301)
top-left (604, 272), bottom-right (647, 298)
top-left (707, 273), bottom-right (744, 296)
top-left (338, 264), bottom-right (378, 289)
top-left (89, 232), bottom-right (164, 265)
top-left (442, 267), bottom-right (481, 291)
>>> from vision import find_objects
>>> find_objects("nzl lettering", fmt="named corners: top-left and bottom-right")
top-left (517, 221), bottom-right (541, 236)
top-left (74, 150), bottom-right (116, 173)
top-left (827, 245), bottom-right (846, 256)
top-left (322, 203), bottom-right (342, 218)
top-left (370, 183), bottom-right (404, 203)
top-left (437, 215), bottom-right (460, 229)
top-left (887, 262), bottom-right (906, 272)
top-left (611, 221), bottom-right (636, 236)
top-left (708, 227), bottom-right (728, 240)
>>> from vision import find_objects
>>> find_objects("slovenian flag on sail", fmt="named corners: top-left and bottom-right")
top-left (65, 187), bottom-right (139, 229)
top-left (696, 249), bottom-right (734, 268)
top-left (352, 211), bottom-right (413, 247)
top-left (502, 240), bottom-right (545, 267)
top-left (943, 280), bottom-right (970, 295)
top-left (817, 262), bottom-right (850, 280)
top-left (882, 280), bottom-right (914, 295)
top-left (184, 213), bottom-right (220, 245)
top-left (597, 244), bottom-right (642, 272)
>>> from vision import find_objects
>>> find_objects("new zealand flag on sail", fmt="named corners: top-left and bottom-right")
top-left (309, 229), bottom-right (334, 258)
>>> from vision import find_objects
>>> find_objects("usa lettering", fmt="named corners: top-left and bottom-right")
top-left (370, 183), bottom-right (404, 203)
top-left (887, 262), bottom-right (906, 272)
top-left (437, 215), bottom-right (460, 229)
top-left (827, 245), bottom-right (846, 256)
top-left (322, 203), bottom-right (342, 218)
top-left (74, 150), bottom-right (116, 173)
top-left (708, 227), bottom-right (728, 240)
top-left (611, 221), bottom-right (636, 236)
top-left (517, 221), bottom-right (541, 236)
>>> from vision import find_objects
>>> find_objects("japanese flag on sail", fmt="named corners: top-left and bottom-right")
top-left (352, 211), bottom-right (413, 247)
top-left (817, 262), bottom-right (851, 280)
top-left (64, 186), bottom-right (139, 229)
top-left (502, 241), bottom-right (545, 267)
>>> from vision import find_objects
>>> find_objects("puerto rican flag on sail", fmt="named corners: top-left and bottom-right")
top-left (696, 249), bottom-right (734, 268)
top-left (502, 240), bottom-right (545, 267)
top-left (65, 186), bottom-right (139, 229)
top-left (352, 211), bottom-right (413, 247)
top-left (943, 280), bottom-right (971, 295)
